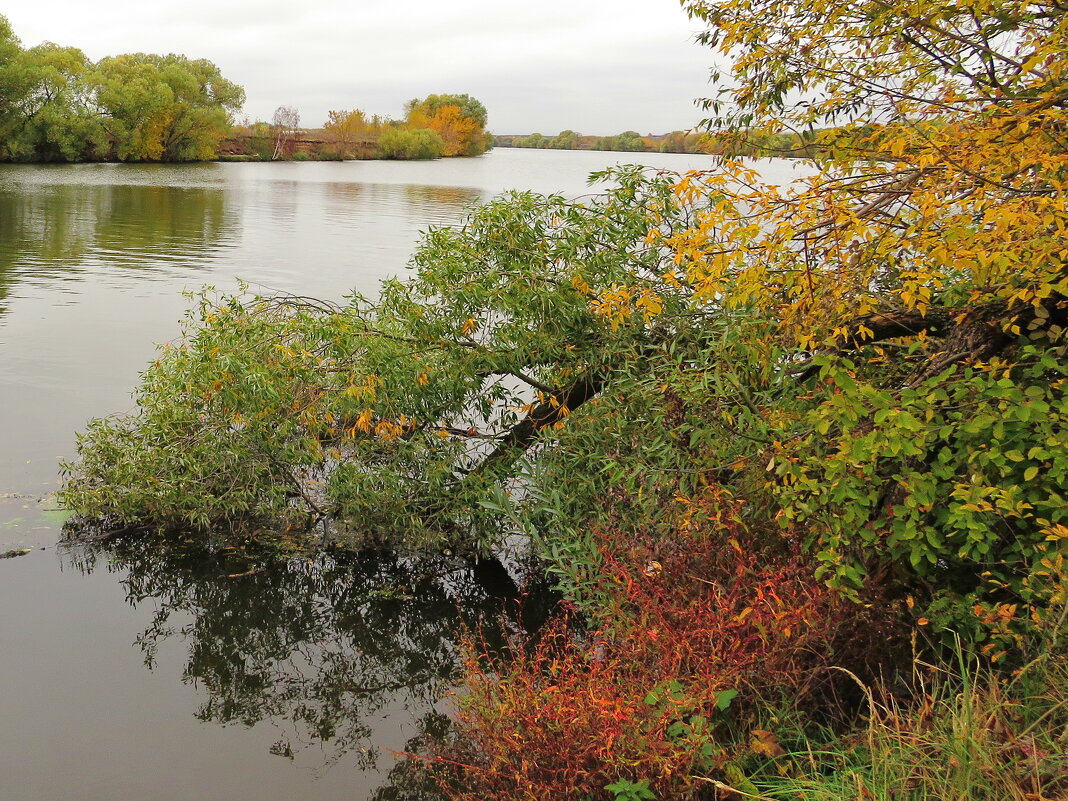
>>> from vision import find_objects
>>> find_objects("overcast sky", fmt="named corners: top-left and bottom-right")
top-left (6, 0), bottom-right (718, 135)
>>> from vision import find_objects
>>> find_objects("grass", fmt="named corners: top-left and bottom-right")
top-left (745, 647), bottom-right (1068, 801)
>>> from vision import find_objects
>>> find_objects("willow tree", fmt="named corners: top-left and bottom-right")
top-left (61, 169), bottom-right (694, 552)
top-left (0, 18), bottom-right (107, 163)
top-left (0, 42), bottom-right (105, 162)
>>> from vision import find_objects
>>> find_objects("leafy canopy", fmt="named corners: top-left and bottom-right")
top-left (61, 169), bottom-right (688, 550)
top-left (0, 14), bottom-right (244, 163)
top-left (405, 93), bottom-right (492, 156)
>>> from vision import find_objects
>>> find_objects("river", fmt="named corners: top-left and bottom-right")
top-left (0, 149), bottom-right (804, 800)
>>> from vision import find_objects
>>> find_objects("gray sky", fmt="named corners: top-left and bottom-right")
top-left (6, 1), bottom-right (717, 135)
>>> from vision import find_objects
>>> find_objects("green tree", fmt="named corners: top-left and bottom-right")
top-left (513, 132), bottom-right (546, 148)
top-left (154, 55), bottom-right (244, 160)
top-left (549, 129), bottom-right (581, 149)
top-left (91, 53), bottom-right (243, 161)
top-left (613, 131), bottom-right (647, 152)
top-left (0, 15), bottom-right (26, 148)
top-left (2, 42), bottom-right (104, 162)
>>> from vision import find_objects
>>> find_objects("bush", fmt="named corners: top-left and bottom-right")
top-left (440, 487), bottom-right (903, 801)
top-left (377, 127), bottom-right (445, 160)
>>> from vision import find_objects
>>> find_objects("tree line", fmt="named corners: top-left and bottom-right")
top-left (227, 93), bottom-right (493, 161)
top-left (0, 15), bottom-right (244, 163)
top-left (499, 127), bottom-right (828, 157)
top-left (0, 16), bottom-right (492, 163)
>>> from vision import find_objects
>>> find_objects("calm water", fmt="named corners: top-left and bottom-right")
top-left (0, 149), bottom-right (804, 799)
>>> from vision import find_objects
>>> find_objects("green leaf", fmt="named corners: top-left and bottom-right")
top-left (715, 689), bottom-right (739, 711)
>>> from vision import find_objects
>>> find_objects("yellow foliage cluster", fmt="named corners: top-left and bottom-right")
top-left (590, 285), bottom-right (664, 329)
top-left (408, 104), bottom-right (482, 158)
top-left (650, 0), bottom-right (1068, 349)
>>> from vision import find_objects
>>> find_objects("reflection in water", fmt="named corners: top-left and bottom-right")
top-left (0, 181), bottom-right (234, 314)
top-left (62, 535), bottom-right (546, 796)
top-left (401, 184), bottom-right (482, 211)
top-left (265, 179), bottom-right (301, 226)
top-left (324, 182), bottom-right (482, 229)
top-left (92, 185), bottom-right (233, 268)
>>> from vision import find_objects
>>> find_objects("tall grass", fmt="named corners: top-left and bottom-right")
top-left (750, 648), bottom-right (1068, 801)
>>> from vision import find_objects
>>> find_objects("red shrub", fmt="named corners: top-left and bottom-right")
top-left (440, 489), bottom-right (903, 801)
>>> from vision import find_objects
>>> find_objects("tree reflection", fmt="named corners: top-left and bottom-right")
top-left (0, 175), bottom-right (233, 316)
top-left (91, 184), bottom-right (233, 268)
top-left (62, 534), bottom-right (541, 795)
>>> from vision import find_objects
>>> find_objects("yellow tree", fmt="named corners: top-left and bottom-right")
top-left (630, 0), bottom-right (1068, 643)
top-left (670, 0), bottom-right (1066, 333)
top-left (323, 108), bottom-right (379, 158)
top-left (404, 93), bottom-right (491, 156)
top-left (407, 103), bottom-right (480, 157)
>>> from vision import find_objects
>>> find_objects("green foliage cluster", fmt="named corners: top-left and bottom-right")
top-left (509, 129), bottom-right (650, 151)
top-left (774, 348), bottom-right (1068, 635)
top-left (376, 127), bottom-right (446, 160)
top-left (61, 169), bottom-right (685, 550)
top-left (0, 15), bottom-right (243, 163)
top-left (593, 131), bottom-right (647, 152)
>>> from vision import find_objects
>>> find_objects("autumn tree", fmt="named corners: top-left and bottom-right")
top-left (423, 2), bottom-right (1068, 795)
top-left (548, 129), bottom-right (581, 150)
top-left (404, 93), bottom-right (491, 156)
top-left (322, 107), bottom-right (381, 158)
top-left (646, 0), bottom-right (1068, 642)
top-left (91, 53), bottom-right (243, 161)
